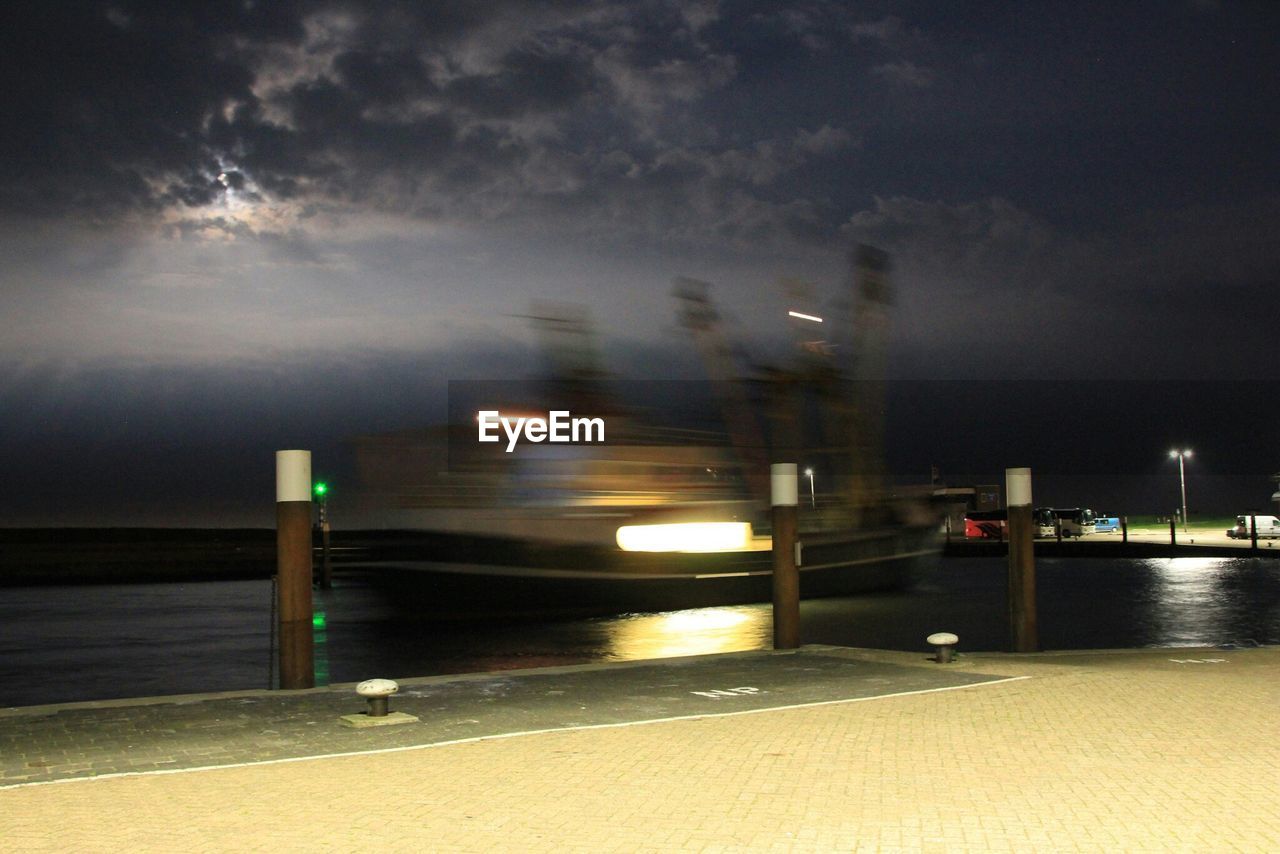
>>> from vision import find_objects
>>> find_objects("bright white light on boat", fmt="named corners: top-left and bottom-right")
top-left (616, 522), bottom-right (754, 552)
top-left (787, 310), bottom-right (823, 323)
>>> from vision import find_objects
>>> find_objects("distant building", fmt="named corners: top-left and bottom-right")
top-left (974, 484), bottom-right (1002, 511)
top-left (935, 483), bottom-right (1003, 535)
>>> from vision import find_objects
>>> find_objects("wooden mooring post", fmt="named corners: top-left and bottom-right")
top-left (276, 450), bottom-right (315, 690)
top-left (771, 463), bottom-right (800, 650)
top-left (1006, 467), bottom-right (1038, 653)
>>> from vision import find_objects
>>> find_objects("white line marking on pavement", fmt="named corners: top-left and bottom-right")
top-left (0, 675), bottom-right (1030, 791)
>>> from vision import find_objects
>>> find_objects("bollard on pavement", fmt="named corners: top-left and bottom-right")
top-left (927, 632), bottom-right (959, 664)
top-left (340, 678), bottom-right (420, 728)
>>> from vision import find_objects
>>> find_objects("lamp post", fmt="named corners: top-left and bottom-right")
top-left (1169, 449), bottom-right (1192, 533)
top-left (804, 467), bottom-right (815, 508)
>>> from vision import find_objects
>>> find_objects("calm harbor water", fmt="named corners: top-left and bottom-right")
top-left (1, 555), bottom-right (1277, 708)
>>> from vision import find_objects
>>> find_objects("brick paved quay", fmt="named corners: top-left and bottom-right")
top-left (2, 644), bottom-right (1277, 852)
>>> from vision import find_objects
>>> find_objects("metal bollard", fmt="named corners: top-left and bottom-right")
top-left (357, 678), bottom-right (399, 717)
top-left (340, 678), bottom-right (419, 728)
top-left (927, 632), bottom-right (959, 664)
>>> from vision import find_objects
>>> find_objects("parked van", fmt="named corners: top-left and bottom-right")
top-left (1226, 515), bottom-right (1280, 539)
top-left (1095, 514), bottom-right (1120, 533)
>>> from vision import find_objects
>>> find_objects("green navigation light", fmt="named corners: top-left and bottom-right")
top-left (313, 612), bottom-right (327, 629)
top-left (314, 482), bottom-right (328, 498)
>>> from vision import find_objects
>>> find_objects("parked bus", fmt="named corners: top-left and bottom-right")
top-left (963, 509), bottom-right (1006, 539)
top-left (966, 508), bottom-right (1059, 539)
top-left (1051, 507), bottom-right (1096, 537)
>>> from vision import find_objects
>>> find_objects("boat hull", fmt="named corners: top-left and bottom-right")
top-left (346, 525), bottom-right (940, 620)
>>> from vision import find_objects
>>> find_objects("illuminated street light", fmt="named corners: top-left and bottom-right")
top-left (787, 310), bottom-right (824, 323)
top-left (804, 467), bottom-right (815, 508)
top-left (1169, 450), bottom-right (1192, 532)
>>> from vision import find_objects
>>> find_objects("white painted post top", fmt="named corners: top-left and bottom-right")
top-left (276, 450), bottom-right (312, 503)
top-left (927, 632), bottom-right (958, 646)
top-left (356, 678), bottom-right (399, 698)
top-left (771, 463), bottom-right (798, 507)
top-left (1006, 467), bottom-right (1032, 507)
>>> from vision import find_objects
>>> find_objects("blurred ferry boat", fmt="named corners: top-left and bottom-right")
top-left (344, 422), bottom-right (939, 619)
top-left (339, 245), bottom-right (939, 618)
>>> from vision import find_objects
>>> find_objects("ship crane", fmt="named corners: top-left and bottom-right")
top-left (672, 277), bottom-right (772, 505)
top-left (791, 246), bottom-right (895, 519)
top-left (673, 246), bottom-right (894, 522)
top-left (846, 245), bottom-right (893, 510)
top-left (515, 301), bottom-right (618, 418)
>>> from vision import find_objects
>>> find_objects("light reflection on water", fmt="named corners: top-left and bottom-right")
top-left (1143, 558), bottom-right (1230, 647)
top-left (1138, 557), bottom-right (1277, 648)
top-left (312, 609), bottom-right (331, 687)
top-left (1, 555), bottom-right (1277, 707)
top-left (601, 607), bottom-right (771, 661)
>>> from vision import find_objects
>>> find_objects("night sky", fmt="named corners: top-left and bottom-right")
top-left (2, 1), bottom-right (1277, 525)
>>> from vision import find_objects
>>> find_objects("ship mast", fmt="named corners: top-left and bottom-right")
top-left (672, 277), bottom-right (772, 505)
top-left (846, 245), bottom-right (893, 515)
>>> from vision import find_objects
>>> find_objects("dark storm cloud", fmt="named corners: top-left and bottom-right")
top-left (0, 0), bottom-right (856, 245)
top-left (0, 1), bottom-right (265, 217)
top-left (5, 1), bottom-right (1277, 233)
top-left (1, 0), bottom-right (1277, 373)
top-left (442, 42), bottom-right (600, 117)
top-left (2, 0), bottom-right (1279, 527)
top-left (0, 2), bottom-right (470, 216)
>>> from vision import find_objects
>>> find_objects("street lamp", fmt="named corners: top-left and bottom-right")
top-left (803, 467), bottom-right (815, 509)
top-left (1169, 450), bottom-right (1192, 532)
